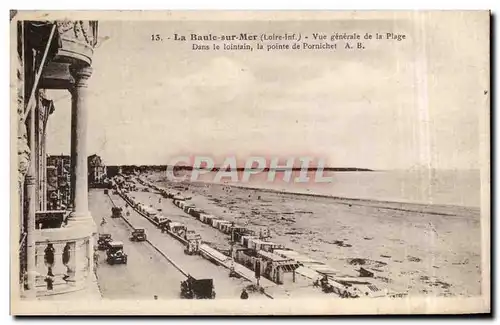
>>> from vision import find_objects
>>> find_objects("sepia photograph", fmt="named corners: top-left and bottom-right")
top-left (9, 10), bottom-right (490, 315)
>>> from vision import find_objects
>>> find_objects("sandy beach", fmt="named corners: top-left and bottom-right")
top-left (142, 172), bottom-right (482, 298)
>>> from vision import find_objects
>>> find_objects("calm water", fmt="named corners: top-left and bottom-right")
top-left (170, 169), bottom-right (481, 208)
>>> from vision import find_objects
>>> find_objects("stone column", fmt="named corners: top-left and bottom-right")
top-left (68, 66), bottom-right (93, 224)
top-left (25, 102), bottom-right (37, 292)
top-left (25, 173), bottom-right (36, 292)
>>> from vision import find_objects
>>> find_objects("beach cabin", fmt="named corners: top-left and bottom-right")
top-left (160, 189), bottom-right (173, 198)
top-left (211, 219), bottom-right (226, 229)
top-left (233, 248), bottom-right (299, 284)
top-left (240, 235), bottom-right (257, 248)
top-left (199, 213), bottom-right (208, 223)
top-left (189, 208), bottom-right (202, 219)
top-left (212, 219), bottom-right (229, 230)
top-left (257, 250), bottom-right (300, 284)
top-left (218, 221), bottom-right (232, 232)
top-left (219, 222), bottom-right (234, 234)
top-left (231, 226), bottom-right (253, 242)
top-left (205, 215), bottom-right (216, 225)
top-left (259, 241), bottom-right (285, 253)
top-left (199, 214), bottom-right (213, 225)
top-left (247, 238), bottom-right (280, 251)
top-left (233, 248), bottom-right (259, 271)
top-left (230, 226), bottom-right (244, 242)
top-left (184, 205), bottom-right (195, 214)
top-left (210, 218), bottom-right (221, 228)
top-left (168, 222), bottom-right (187, 235)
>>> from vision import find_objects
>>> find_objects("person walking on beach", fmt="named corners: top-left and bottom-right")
top-left (240, 288), bottom-right (249, 299)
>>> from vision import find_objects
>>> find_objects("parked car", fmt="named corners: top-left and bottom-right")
top-left (180, 275), bottom-right (216, 299)
top-left (129, 228), bottom-right (147, 242)
top-left (97, 233), bottom-right (112, 251)
top-left (106, 241), bottom-right (128, 265)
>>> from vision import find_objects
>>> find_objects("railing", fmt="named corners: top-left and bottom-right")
top-left (32, 218), bottom-right (95, 296)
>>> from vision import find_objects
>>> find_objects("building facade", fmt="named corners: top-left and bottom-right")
top-left (16, 20), bottom-right (99, 298)
top-left (88, 154), bottom-right (107, 186)
top-left (46, 155), bottom-right (71, 210)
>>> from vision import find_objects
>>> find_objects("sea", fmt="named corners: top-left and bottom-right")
top-left (169, 169), bottom-right (482, 208)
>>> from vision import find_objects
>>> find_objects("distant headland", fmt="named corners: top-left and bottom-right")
top-left (106, 165), bottom-right (374, 174)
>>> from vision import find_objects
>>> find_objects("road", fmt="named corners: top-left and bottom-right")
top-left (89, 189), bottom-right (185, 300)
top-left (109, 190), bottom-right (261, 299)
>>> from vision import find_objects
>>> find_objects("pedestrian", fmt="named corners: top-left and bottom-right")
top-left (240, 288), bottom-right (249, 299)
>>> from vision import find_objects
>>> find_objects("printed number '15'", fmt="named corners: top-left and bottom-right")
top-left (151, 34), bottom-right (161, 41)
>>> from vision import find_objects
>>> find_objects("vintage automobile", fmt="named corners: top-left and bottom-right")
top-left (159, 219), bottom-right (172, 232)
top-left (152, 214), bottom-right (168, 224)
top-left (180, 275), bottom-right (216, 299)
top-left (97, 233), bottom-right (113, 251)
top-left (129, 228), bottom-right (147, 242)
top-left (106, 241), bottom-right (128, 265)
top-left (111, 207), bottom-right (123, 218)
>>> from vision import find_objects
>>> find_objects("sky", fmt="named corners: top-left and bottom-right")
top-left (45, 13), bottom-right (489, 170)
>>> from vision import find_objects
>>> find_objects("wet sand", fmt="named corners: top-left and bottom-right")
top-left (145, 173), bottom-right (482, 297)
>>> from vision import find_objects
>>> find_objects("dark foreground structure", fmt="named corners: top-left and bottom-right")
top-left (16, 19), bottom-right (100, 298)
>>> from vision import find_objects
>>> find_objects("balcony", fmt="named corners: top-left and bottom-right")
top-left (31, 211), bottom-right (96, 297)
top-left (38, 20), bottom-right (98, 89)
top-left (53, 21), bottom-right (98, 66)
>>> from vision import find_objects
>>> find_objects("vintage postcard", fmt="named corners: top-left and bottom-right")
top-left (10, 10), bottom-right (490, 315)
